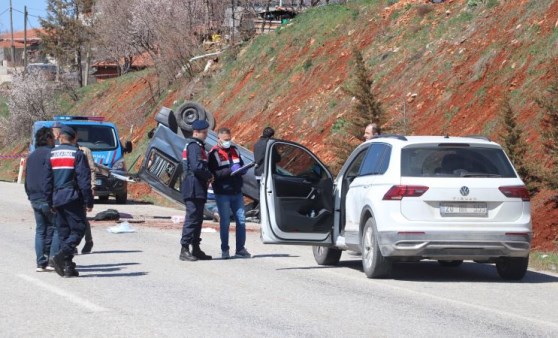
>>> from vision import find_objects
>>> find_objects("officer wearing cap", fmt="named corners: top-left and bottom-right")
top-left (179, 119), bottom-right (214, 261)
top-left (45, 124), bottom-right (94, 277)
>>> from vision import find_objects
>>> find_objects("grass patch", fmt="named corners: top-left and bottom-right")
top-left (529, 251), bottom-right (558, 273)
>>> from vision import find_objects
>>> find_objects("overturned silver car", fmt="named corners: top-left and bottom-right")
top-left (138, 102), bottom-right (260, 218)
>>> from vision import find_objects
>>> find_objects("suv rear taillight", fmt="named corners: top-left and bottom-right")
top-left (499, 186), bottom-right (530, 201)
top-left (383, 185), bottom-right (429, 200)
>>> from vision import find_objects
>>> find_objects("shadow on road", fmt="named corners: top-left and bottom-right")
top-left (79, 272), bottom-right (148, 278)
top-left (77, 262), bottom-right (140, 268)
top-left (278, 259), bottom-right (558, 283)
top-left (89, 250), bottom-right (143, 254)
top-left (76, 262), bottom-right (146, 277)
top-left (252, 254), bottom-right (300, 259)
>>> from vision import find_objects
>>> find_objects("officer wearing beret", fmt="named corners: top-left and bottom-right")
top-left (179, 120), bottom-right (214, 261)
top-left (45, 124), bottom-right (94, 277)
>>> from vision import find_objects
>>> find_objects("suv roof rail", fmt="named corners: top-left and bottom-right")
top-left (373, 134), bottom-right (408, 141)
top-left (464, 135), bottom-right (491, 141)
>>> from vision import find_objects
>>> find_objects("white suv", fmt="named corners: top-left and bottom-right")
top-left (259, 135), bottom-right (531, 280)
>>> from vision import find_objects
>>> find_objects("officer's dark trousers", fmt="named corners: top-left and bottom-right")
top-left (181, 199), bottom-right (205, 246)
top-left (56, 199), bottom-right (87, 257)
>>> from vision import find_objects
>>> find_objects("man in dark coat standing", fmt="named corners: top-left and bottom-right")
top-left (253, 127), bottom-right (279, 181)
top-left (179, 120), bottom-right (214, 261)
top-left (25, 127), bottom-right (57, 272)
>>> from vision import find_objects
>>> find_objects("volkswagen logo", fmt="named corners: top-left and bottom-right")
top-left (460, 186), bottom-right (470, 196)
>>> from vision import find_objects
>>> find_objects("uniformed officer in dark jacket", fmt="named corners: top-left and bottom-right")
top-left (25, 127), bottom-right (58, 272)
top-left (46, 125), bottom-right (94, 278)
top-left (179, 120), bottom-right (214, 261)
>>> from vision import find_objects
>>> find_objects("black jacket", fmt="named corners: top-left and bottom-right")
top-left (253, 137), bottom-right (280, 177)
top-left (25, 145), bottom-right (53, 203)
top-left (208, 145), bottom-right (244, 195)
top-left (181, 138), bottom-right (213, 201)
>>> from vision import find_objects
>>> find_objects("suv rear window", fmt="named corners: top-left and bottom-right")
top-left (401, 145), bottom-right (517, 178)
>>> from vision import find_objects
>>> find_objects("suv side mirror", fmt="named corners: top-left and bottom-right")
top-left (124, 141), bottom-right (133, 153)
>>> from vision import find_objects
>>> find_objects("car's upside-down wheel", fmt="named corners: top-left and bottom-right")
top-left (361, 218), bottom-right (392, 278)
top-left (176, 102), bottom-right (207, 132)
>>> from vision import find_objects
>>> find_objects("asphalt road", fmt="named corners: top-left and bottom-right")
top-left (1, 181), bottom-right (558, 337)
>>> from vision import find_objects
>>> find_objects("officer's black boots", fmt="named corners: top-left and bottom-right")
top-left (82, 241), bottom-right (94, 254)
top-left (51, 252), bottom-right (66, 277)
top-left (192, 244), bottom-right (212, 260)
top-left (63, 260), bottom-right (79, 278)
top-left (179, 245), bottom-right (198, 261)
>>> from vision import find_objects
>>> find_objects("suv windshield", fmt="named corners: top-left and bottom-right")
top-left (73, 125), bottom-right (117, 151)
top-left (401, 145), bottom-right (517, 178)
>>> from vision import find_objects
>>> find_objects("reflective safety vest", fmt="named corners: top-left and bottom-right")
top-left (182, 138), bottom-right (208, 176)
top-left (209, 145), bottom-right (241, 170)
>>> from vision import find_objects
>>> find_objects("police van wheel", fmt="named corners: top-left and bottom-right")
top-left (176, 102), bottom-right (206, 132)
top-left (115, 193), bottom-right (128, 204)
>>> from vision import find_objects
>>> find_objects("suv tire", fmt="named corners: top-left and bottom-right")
top-left (361, 218), bottom-right (392, 278)
top-left (496, 256), bottom-right (528, 280)
top-left (312, 246), bottom-right (342, 265)
top-left (438, 260), bottom-right (463, 267)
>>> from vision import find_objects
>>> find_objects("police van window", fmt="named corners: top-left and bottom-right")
top-left (359, 144), bottom-right (391, 176)
top-left (74, 125), bottom-right (117, 151)
top-left (273, 144), bottom-right (325, 180)
top-left (345, 149), bottom-right (368, 178)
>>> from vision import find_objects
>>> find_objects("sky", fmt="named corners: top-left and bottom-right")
top-left (0, 0), bottom-right (47, 32)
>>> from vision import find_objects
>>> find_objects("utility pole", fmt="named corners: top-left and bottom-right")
top-left (9, 0), bottom-right (16, 67)
top-left (24, 6), bottom-right (28, 69)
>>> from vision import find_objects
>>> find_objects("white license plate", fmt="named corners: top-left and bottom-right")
top-left (440, 202), bottom-right (487, 217)
top-left (95, 179), bottom-right (103, 186)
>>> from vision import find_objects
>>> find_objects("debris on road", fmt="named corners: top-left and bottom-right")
top-left (107, 221), bottom-right (136, 233)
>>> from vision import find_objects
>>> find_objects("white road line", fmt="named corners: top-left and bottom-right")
top-left (17, 274), bottom-right (107, 313)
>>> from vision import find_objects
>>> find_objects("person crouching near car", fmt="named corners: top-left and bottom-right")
top-left (45, 125), bottom-right (94, 278)
top-left (208, 127), bottom-right (251, 259)
top-left (25, 127), bottom-right (58, 272)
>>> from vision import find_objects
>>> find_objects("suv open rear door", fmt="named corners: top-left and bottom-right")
top-left (260, 140), bottom-right (334, 244)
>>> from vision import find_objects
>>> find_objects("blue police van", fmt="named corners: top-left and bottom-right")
top-left (31, 116), bottom-right (133, 204)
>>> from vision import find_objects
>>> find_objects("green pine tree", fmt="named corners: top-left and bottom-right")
top-left (499, 99), bottom-right (539, 194)
top-left (39, 0), bottom-right (93, 87)
top-left (329, 48), bottom-right (385, 173)
top-left (537, 61), bottom-right (558, 191)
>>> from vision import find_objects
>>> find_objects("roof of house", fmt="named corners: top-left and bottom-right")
top-left (92, 52), bottom-right (154, 69)
top-left (0, 29), bottom-right (44, 49)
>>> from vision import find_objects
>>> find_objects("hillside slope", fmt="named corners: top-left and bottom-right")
top-left (194, 0), bottom-right (558, 250)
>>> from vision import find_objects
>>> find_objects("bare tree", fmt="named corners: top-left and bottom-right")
top-left (0, 72), bottom-right (60, 145)
top-left (92, 0), bottom-right (228, 82)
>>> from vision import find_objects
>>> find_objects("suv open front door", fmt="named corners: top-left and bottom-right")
top-left (261, 140), bottom-right (334, 244)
